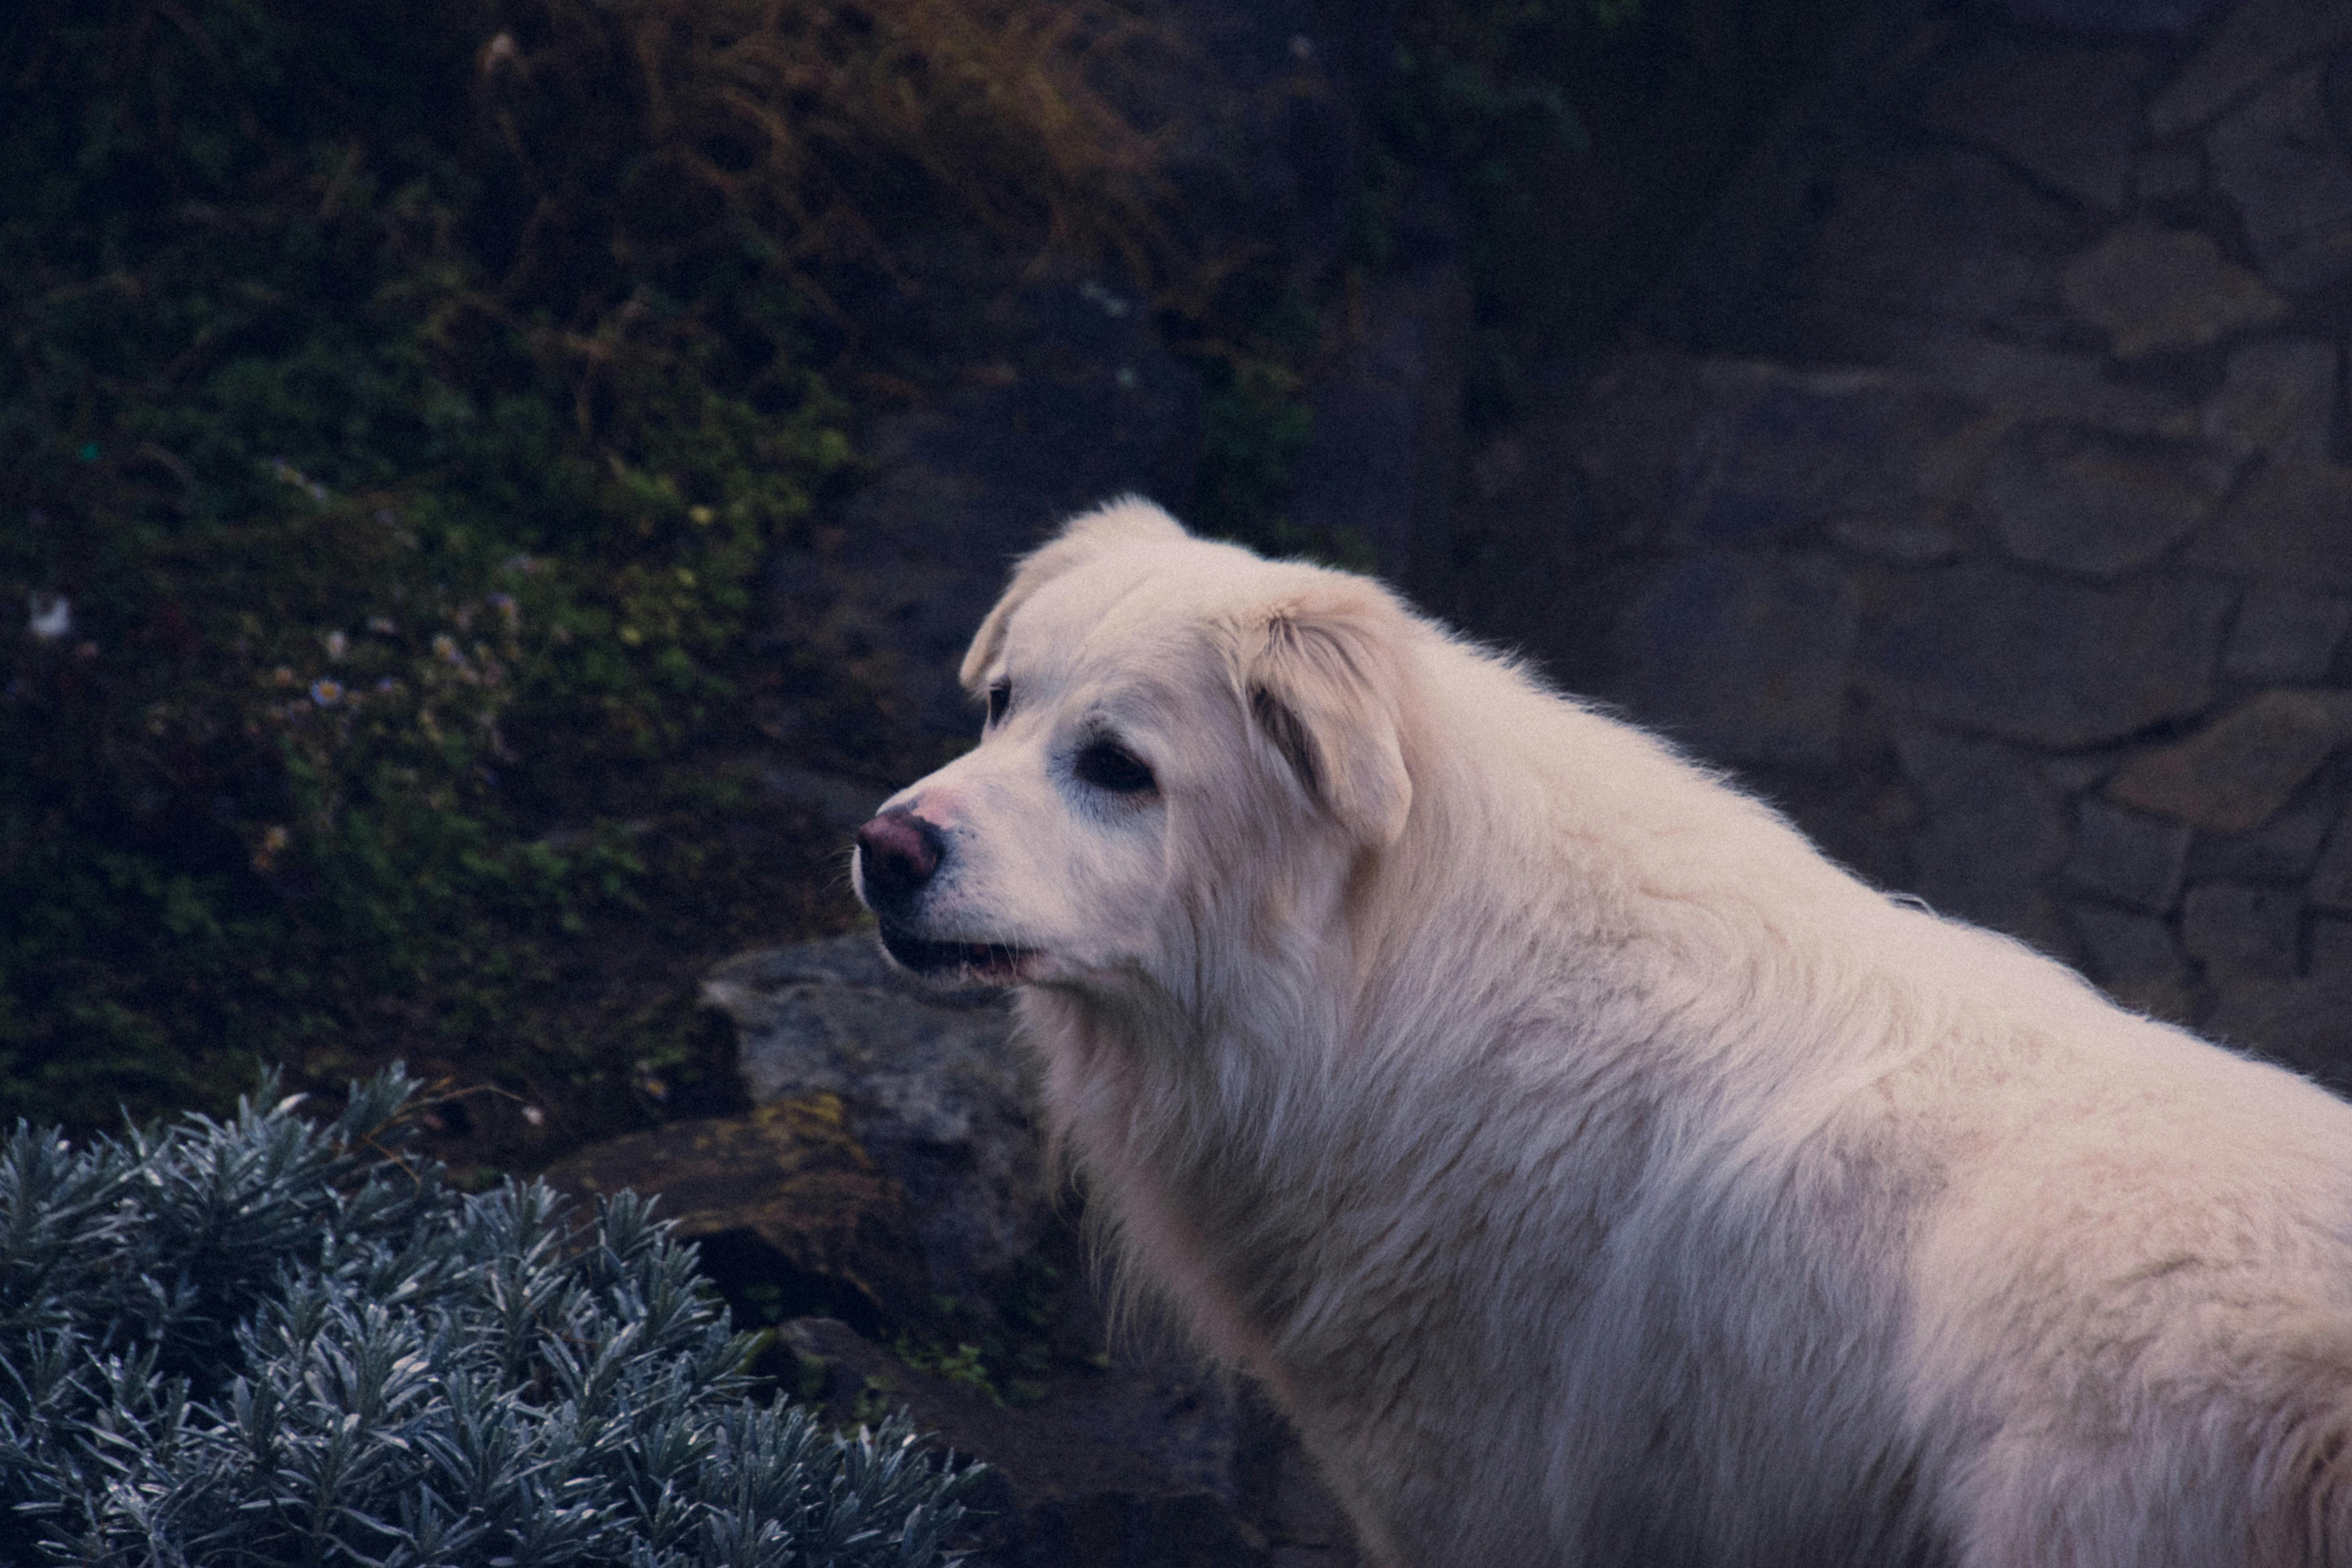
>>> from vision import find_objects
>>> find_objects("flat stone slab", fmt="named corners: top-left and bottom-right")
top-left (2000, 0), bottom-right (2220, 35)
top-left (2187, 462), bottom-right (2352, 590)
top-left (2208, 64), bottom-right (2352, 294)
top-left (2061, 223), bottom-right (2283, 357)
top-left (2149, 0), bottom-right (2352, 137)
top-left (1667, 363), bottom-right (1991, 551)
top-left (2108, 689), bottom-right (2352, 833)
top-left (1889, 336), bottom-right (2190, 432)
top-left (2311, 804), bottom-right (2352, 910)
top-left (2068, 902), bottom-right (2194, 1022)
top-left (1975, 421), bottom-right (2239, 576)
top-left (2188, 786), bottom-right (2342, 878)
top-left (1807, 151), bottom-right (2080, 347)
top-left (2202, 338), bottom-right (2339, 463)
top-left (703, 935), bottom-right (1046, 1320)
top-left (1861, 565), bottom-right (2232, 748)
top-left (2222, 589), bottom-right (2352, 684)
top-left (1616, 554), bottom-right (1859, 766)
top-left (1920, 41), bottom-right (2145, 211)
top-left (2181, 880), bottom-right (2305, 977)
top-left (2065, 798), bottom-right (2193, 911)
top-left (1893, 729), bottom-right (2069, 942)
top-left (2318, 918), bottom-right (2352, 972)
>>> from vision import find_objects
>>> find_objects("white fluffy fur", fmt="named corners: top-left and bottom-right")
top-left (857, 498), bottom-right (2352, 1568)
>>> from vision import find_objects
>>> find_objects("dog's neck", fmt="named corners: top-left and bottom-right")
top-left (1018, 688), bottom-right (1895, 1410)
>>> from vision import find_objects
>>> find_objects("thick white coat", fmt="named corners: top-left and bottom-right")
top-left (858, 499), bottom-right (2352, 1568)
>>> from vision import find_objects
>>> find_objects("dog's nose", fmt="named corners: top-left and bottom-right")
top-left (855, 809), bottom-right (945, 909)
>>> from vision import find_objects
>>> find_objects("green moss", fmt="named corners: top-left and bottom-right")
top-left (0, 0), bottom-right (1139, 1138)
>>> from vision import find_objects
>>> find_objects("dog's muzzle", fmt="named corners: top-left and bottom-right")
top-left (853, 809), bottom-right (1033, 981)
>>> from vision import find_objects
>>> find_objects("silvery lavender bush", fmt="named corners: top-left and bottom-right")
top-left (0, 1068), bottom-right (977, 1566)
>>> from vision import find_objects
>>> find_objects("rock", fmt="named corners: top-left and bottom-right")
top-left (2313, 917), bottom-right (2352, 974)
top-left (1860, 565), bottom-right (2231, 748)
top-left (2187, 461), bottom-right (2352, 590)
top-left (1829, 514), bottom-right (1967, 564)
top-left (2208, 64), bottom-right (2352, 294)
top-left (2181, 880), bottom-right (2305, 976)
top-left (2148, 0), bottom-right (2352, 137)
top-left (1975, 421), bottom-right (2239, 576)
top-left (2202, 338), bottom-right (2339, 463)
top-left (2000, 0), bottom-right (2221, 34)
top-left (2311, 804), bottom-right (2352, 909)
top-left (2134, 149), bottom-right (2205, 202)
top-left (703, 936), bottom-right (1047, 1323)
top-left (1614, 554), bottom-right (1859, 767)
top-left (1668, 363), bottom-right (1990, 550)
top-left (2107, 690), bottom-right (2352, 833)
top-left (2203, 975), bottom-right (2352, 1086)
top-left (540, 1099), bottom-right (935, 1335)
top-left (2043, 751), bottom-right (2129, 795)
top-left (1920, 42), bottom-right (2145, 211)
top-left (2065, 798), bottom-right (2193, 911)
top-left (1886, 335), bottom-right (2190, 432)
top-left (1468, 432), bottom-right (1530, 504)
top-left (1557, 348), bottom-right (1715, 548)
top-left (1893, 729), bottom-right (2070, 942)
top-left (2059, 223), bottom-right (2284, 358)
top-left (1806, 151), bottom-right (2082, 353)
top-left (2188, 785), bottom-right (2341, 878)
top-left (2068, 902), bottom-right (2194, 1020)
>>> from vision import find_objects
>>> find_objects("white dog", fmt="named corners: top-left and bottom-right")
top-left (852, 498), bottom-right (2352, 1568)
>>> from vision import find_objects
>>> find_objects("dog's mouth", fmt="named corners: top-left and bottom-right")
top-left (877, 923), bottom-right (1036, 984)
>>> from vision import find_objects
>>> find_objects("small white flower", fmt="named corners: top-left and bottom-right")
top-left (325, 630), bottom-right (348, 660)
top-left (27, 592), bottom-right (70, 641)
top-left (521, 1105), bottom-right (545, 1127)
top-left (310, 679), bottom-right (344, 706)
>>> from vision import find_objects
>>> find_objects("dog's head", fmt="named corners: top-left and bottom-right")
top-left (852, 499), bottom-right (1415, 996)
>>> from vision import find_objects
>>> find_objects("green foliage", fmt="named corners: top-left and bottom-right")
top-left (1365, 0), bottom-right (1651, 425)
top-left (1180, 285), bottom-right (1379, 569)
top-left (890, 1341), bottom-right (998, 1403)
top-left (1192, 352), bottom-right (1314, 549)
top-left (0, 0), bottom-right (1156, 1138)
top-left (0, 1066), bottom-right (981, 1566)
top-left (1374, 0), bottom-right (1646, 229)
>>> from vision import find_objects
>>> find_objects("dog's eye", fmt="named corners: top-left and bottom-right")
top-left (1074, 737), bottom-right (1156, 795)
top-left (987, 680), bottom-right (1010, 727)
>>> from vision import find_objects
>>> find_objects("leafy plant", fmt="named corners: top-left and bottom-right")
top-left (0, 1065), bottom-right (983, 1566)
top-left (0, 0), bottom-right (1161, 1138)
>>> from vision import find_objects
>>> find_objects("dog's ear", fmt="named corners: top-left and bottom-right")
top-left (959, 497), bottom-right (1189, 691)
top-left (1240, 584), bottom-right (1413, 848)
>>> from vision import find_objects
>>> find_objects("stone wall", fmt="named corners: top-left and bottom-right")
top-left (1424, 0), bottom-right (2352, 1081)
